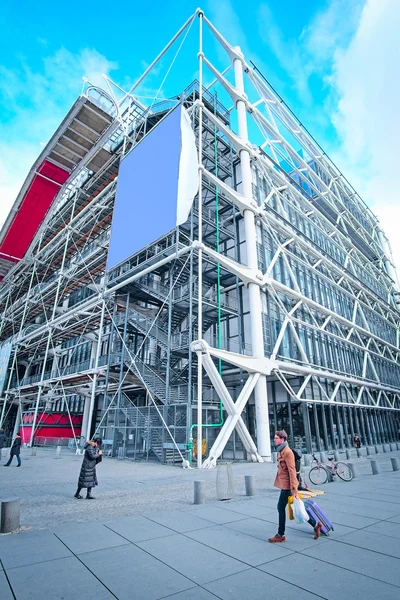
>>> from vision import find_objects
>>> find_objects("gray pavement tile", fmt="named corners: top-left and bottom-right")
top-left (204, 567), bottom-right (323, 600)
top-left (363, 521), bottom-right (400, 539)
top-left (182, 505), bottom-right (249, 525)
top-left (104, 515), bottom-right (174, 543)
top-left (313, 507), bottom-right (378, 529)
top-left (316, 498), bottom-right (398, 520)
top-left (0, 529), bottom-right (72, 569)
top-left (145, 509), bottom-right (215, 533)
top-left (0, 571), bottom-right (13, 600)
top-left (220, 500), bottom-right (277, 519)
top-left (224, 517), bottom-right (327, 551)
top-left (6, 555), bottom-right (114, 600)
top-left (349, 491), bottom-right (400, 505)
top-left (186, 524), bottom-right (293, 566)
top-left (259, 553), bottom-right (397, 599)
top-left (80, 543), bottom-right (195, 600)
top-left (161, 588), bottom-right (220, 599)
top-left (137, 533), bottom-right (249, 585)
top-left (385, 513), bottom-right (400, 523)
top-left (333, 529), bottom-right (400, 559)
top-left (51, 521), bottom-right (130, 554)
top-left (303, 541), bottom-right (400, 588)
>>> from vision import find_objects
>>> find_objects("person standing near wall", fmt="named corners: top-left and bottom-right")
top-left (268, 430), bottom-right (322, 543)
top-left (4, 433), bottom-right (21, 467)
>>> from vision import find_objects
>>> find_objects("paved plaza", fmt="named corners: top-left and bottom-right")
top-left (0, 447), bottom-right (400, 598)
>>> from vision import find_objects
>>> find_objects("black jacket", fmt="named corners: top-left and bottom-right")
top-left (78, 443), bottom-right (101, 489)
top-left (0, 431), bottom-right (5, 449)
top-left (10, 437), bottom-right (21, 456)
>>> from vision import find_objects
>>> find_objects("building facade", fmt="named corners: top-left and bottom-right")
top-left (0, 11), bottom-right (399, 464)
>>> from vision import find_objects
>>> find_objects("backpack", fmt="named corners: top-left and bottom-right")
top-left (292, 448), bottom-right (302, 476)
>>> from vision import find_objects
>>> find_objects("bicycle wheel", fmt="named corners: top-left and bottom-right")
top-left (335, 462), bottom-right (353, 482)
top-left (309, 465), bottom-right (329, 485)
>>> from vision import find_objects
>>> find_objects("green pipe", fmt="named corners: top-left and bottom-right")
top-left (188, 91), bottom-right (225, 467)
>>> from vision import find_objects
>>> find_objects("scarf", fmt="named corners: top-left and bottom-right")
top-left (276, 441), bottom-right (288, 453)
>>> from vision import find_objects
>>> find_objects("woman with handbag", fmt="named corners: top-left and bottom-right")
top-left (74, 437), bottom-right (102, 500)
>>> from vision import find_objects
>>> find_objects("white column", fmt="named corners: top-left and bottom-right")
top-left (12, 404), bottom-right (21, 438)
top-left (233, 50), bottom-right (271, 460)
top-left (197, 11), bottom-right (204, 468)
top-left (81, 396), bottom-right (91, 441)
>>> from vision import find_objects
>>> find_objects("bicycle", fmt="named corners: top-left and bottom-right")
top-left (308, 453), bottom-right (353, 485)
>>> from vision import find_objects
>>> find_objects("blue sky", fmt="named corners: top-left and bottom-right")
top-left (1, 0), bottom-right (399, 271)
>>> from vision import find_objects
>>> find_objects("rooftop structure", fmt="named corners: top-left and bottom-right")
top-left (0, 9), bottom-right (399, 465)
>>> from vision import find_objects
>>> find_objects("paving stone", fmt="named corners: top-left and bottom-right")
top-left (80, 543), bottom-right (195, 600)
top-left (51, 521), bottom-right (130, 554)
top-left (145, 509), bottom-right (215, 533)
top-left (104, 515), bottom-right (173, 542)
top-left (6, 555), bottom-right (114, 600)
top-left (220, 500), bottom-right (277, 519)
top-left (0, 529), bottom-right (72, 569)
top-left (333, 529), bottom-right (400, 559)
top-left (224, 517), bottom-right (327, 551)
top-left (161, 588), bottom-right (220, 599)
top-left (313, 507), bottom-right (378, 528)
top-left (259, 553), bottom-right (397, 599)
top-left (0, 571), bottom-right (13, 600)
top-left (187, 524), bottom-right (292, 565)
top-left (303, 540), bottom-right (400, 588)
top-left (182, 505), bottom-right (249, 525)
top-left (204, 567), bottom-right (324, 600)
top-left (385, 514), bottom-right (400, 524)
top-left (362, 520), bottom-right (400, 540)
top-left (137, 533), bottom-right (249, 584)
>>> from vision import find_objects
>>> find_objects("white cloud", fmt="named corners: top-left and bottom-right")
top-left (327, 0), bottom-right (400, 276)
top-left (0, 47), bottom-right (118, 229)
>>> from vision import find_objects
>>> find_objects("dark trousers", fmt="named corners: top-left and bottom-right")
top-left (5, 455), bottom-right (21, 466)
top-left (277, 489), bottom-right (315, 536)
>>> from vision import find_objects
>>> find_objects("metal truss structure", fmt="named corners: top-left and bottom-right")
top-left (0, 9), bottom-right (399, 466)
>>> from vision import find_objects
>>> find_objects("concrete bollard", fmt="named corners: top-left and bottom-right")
top-left (334, 450), bottom-right (340, 462)
top-left (346, 449), bottom-right (352, 460)
top-left (397, 442), bottom-right (400, 451)
top-left (382, 444), bottom-right (389, 453)
top-left (272, 452), bottom-right (277, 463)
top-left (245, 475), bottom-right (256, 496)
top-left (347, 462), bottom-right (357, 478)
top-left (56, 446), bottom-right (62, 457)
top-left (303, 454), bottom-right (311, 466)
top-left (375, 445), bottom-right (380, 454)
top-left (370, 460), bottom-right (380, 475)
top-left (320, 452), bottom-right (328, 463)
top-left (366, 446), bottom-right (372, 456)
top-left (390, 443), bottom-right (397, 452)
top-left (0, 498), bottom-right (20, 533)
top-left (356, 448), bottom-right (363, 458)
top-left (194, 481), bottom-right (206, 504)
top-left (31, 448), bottom-right (37, 456)
top-left (391, 458), bottom-right (399, 472)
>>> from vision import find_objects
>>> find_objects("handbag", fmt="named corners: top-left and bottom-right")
top-left (292, 496), bottom-right (309, 524)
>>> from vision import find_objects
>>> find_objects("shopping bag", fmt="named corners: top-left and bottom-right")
top-left (288, 493), bottom-right (302, 520)
top-left (293, 496), bottom-right (309, 524)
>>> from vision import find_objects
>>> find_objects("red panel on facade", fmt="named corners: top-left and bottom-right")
top-left (0, 160), bottom-right (69, 261)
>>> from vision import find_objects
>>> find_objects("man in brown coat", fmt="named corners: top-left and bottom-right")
top-left (268, 430), bottom-right (322, 543)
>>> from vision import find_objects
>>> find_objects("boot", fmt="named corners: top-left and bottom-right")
top-left (74, 487), bottom-right (83, 499)
top-left (86, 488), bottom-right (95, 500)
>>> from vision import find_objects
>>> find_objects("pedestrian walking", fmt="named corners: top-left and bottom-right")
top-left (74, 437), bottom-right (102, 500)
top-left (353, 434), bottom-right (361, 449)
top-left (4, 433), bottom-right (22, 467)
top-left (268, 430), bottom-right (322, 543)
top-left (0, 428), bottom-right (5, 462)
